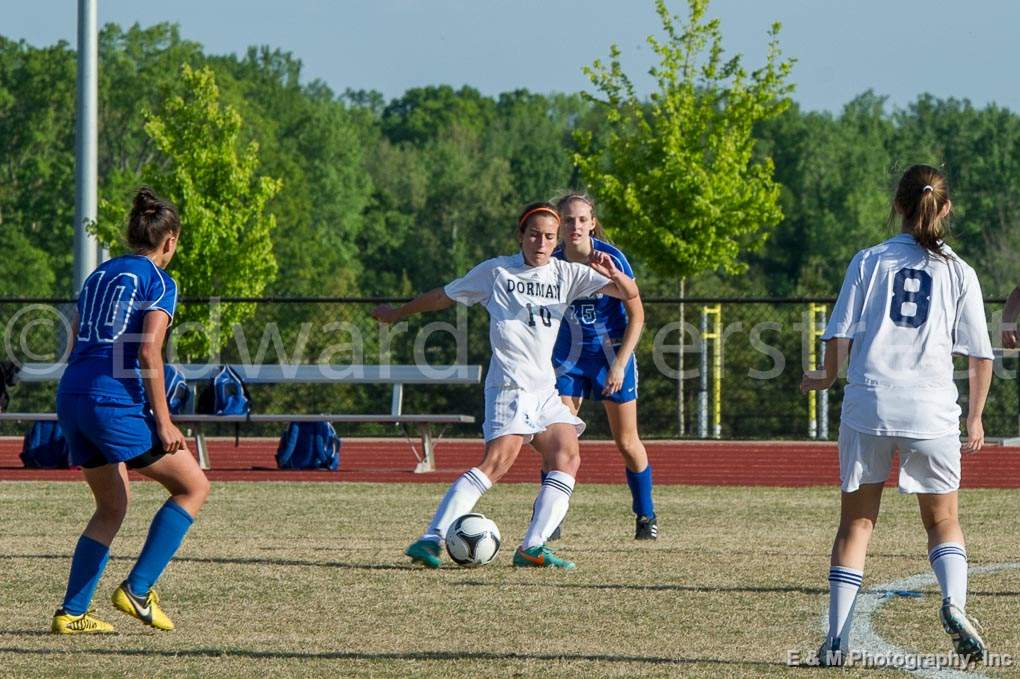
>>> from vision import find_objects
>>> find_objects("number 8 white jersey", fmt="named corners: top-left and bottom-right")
top-left (822, 234), bottom-right (993, 437)
top-left (445, 253), bottom-right (610, 392)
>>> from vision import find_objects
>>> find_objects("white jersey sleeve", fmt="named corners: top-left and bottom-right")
top-left (564, 262), bottom-right (611, 303)
top-left (952, 266), bottom-right (994, 359)
top-left (822, 251), bottom-right (865, 340)
top-left (444, 259), bottom-right (499, 306)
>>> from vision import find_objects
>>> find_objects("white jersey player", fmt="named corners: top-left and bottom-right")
top-left (372, 202), bottom-right (639, 569)
top-left (801, 165), bottom-right (993, 665)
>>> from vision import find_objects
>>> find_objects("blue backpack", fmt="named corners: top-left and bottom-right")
top-left (164, 364), bottom-right (192, 414)
top-left (21, 421), bottom-right (70, 469)
top-left (276, 422), bottom-right (340, 470)
top-left (196, 366), bottom-right (251, 416)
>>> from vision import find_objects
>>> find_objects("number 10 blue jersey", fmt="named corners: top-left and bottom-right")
top-left (59, 254), bottom-right (178, 404)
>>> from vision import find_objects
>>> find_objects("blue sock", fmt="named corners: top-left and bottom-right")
top-left (62, 535), bottom-right (111, 615)
top-left (625, 465), bottom-right (655, 518)
top-left (126, 500), bottom-right (194, 596)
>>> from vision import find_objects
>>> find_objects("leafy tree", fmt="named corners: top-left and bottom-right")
top-left (752, 93), bottom-right (893, 295)
top-left (0, 37), bottom-right (76, 293)
top-left (381, 85), bottom-right (495, 146)
top-left (94, 64), bottom-right (281, 359)
top-left (576, 0), bottom-right (794, 279)
top-left (0, 227), bottom-right (55, 296)
top-left (212, 47), bottom-right (373, 296)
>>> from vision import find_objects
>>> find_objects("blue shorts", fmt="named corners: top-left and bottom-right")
top-left (555, 350), bottom-right (638, 403)
top-left (56, 393), bottom-right (160, 467)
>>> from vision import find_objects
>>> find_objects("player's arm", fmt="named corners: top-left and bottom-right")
top-left (963, 356), bottom-right (993, 453)
top-left (67, 312), bottom-right (79, 355)
top-left (800, 338), bottom-right (851, 393)
top-left (138, 310), bottom-right (188, 454)
top-left (372, 287), bottom-right (455, 324)
top-left (1002, 284), bottom-right (1020, 349)
top-left (604, 294), bottom-right (644, 396)
top-left (589, 252), bottom-right (638, 301)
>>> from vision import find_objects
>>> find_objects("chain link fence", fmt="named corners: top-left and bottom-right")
top-left (1, 297), bottom-right (1016, 440)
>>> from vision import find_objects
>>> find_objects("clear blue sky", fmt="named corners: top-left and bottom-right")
top-left (5, 0), bottom-right (1019, 112)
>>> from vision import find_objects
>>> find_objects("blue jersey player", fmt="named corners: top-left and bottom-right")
top-left (548, 193), bottom-right (657, 540)
top-left (51, 188), bottom-right (209, 635)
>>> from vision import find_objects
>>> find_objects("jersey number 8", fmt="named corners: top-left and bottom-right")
top-left (889, 268), bottom-right (932, 328)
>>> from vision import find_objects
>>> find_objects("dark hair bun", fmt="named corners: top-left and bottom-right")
top-left (127, 187), bottom-right (180, 250)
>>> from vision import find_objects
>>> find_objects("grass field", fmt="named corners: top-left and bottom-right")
top-left (2, 480), bottom-right (1019, 678)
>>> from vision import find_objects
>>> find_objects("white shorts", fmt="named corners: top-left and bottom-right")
top-left (482, 387), bottom-right (585, 443)
top-left (838, 424), bottom-right (961, 494)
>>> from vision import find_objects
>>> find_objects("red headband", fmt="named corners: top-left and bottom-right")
top-left (518, 206), bottom-right (560, 227)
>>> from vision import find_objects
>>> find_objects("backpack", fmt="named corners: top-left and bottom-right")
top-left (21, 421), bottom-right (71, 469)
top-left (276, 422), bottom-right (340, 470)
top-left (164, 364), bottom-right (192, 414)
top-left (196, 366), bottom-right (251, 416)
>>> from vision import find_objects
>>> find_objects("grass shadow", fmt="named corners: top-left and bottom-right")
top-left (0, 645), bottom-right (787, 669)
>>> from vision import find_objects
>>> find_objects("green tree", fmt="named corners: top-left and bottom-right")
top-left (752, 94), bottom-right (893, 295)
top-left (0, 37), bottom-right (76, 294)
top-left (576, 0), bottom-right (793, 279)
top-left (95, 64), bottom-right (281, 359)
top-left (213, 47), bottom-right (373, 296)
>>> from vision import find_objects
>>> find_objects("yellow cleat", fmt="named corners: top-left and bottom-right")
top-left (51, 608), bottom-right (116, 634)
top-left (111, 581), bottom-right (175, 631)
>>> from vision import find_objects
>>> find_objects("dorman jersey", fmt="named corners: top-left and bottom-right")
top-left (552, 237), bottom-right (635, 359)
top-left (59, 255), bottom-right (178, 404)
top-left (444, 253), bottom-right (610, 391)
top-left (822, 234), bottom-right (993, 437)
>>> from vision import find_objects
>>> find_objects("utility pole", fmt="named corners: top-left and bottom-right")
top-left (72, 0), bottom-right (99, 295)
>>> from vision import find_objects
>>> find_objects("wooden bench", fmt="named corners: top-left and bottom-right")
top-left (2, 362), bottom-right (482, 472)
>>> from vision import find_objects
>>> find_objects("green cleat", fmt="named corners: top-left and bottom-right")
top-left (405, 538), bottom-right (442, 568)
top-left (512, 544), bottom-right (575, 570)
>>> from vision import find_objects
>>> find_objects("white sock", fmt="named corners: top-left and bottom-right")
top-left (929, 542), bottom-right (968, 610)
top-left (827, 566), bottom-right (863, 650)
top-left (522, 471), bottom-right (575, 549)
top-left (422, 468), bottom-right (492, 541)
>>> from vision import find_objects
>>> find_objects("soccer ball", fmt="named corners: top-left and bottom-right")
top-left (445, 513), bottom-right (501, 567)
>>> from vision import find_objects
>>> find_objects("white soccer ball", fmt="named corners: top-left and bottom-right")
top-left (445, 513), bottom-right (501, 567)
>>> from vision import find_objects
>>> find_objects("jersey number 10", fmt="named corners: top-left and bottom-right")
top-left (889, 268), bottom-right (932, 328)
top-left (526, 303), bottom-right (553, 328)
top-left (77, 271), bottom-right (139, 342)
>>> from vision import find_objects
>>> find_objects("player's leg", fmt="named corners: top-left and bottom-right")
top-left (818, 483), bottom-right (883, 665)
top-left (543, 395), bottom-right (582, 474)
top-left (919, 492), bottom-right (967, 604)
top-left (540, 395), bottom-right (582, 541)
top-left (902, 434), bottom-right (984, 659)
top-left (407, 434), bottom-right (525, 568)
top-left (52, 460), bottom-right (128, 634)
top-left (542, 357), bottom-right (587, 540)
top-left (818, 424), bottom-right (892, 665)
top-left (603, 397), bottom-right (656, 539)
top-left (112, 446), bottom-right (209, 631)
top-left (515, 421), bottom-right (581, 569)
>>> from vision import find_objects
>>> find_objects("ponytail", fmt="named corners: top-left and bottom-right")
top-left (890, 165), bottom-right (950, 260)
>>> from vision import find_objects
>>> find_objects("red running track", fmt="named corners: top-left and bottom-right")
top-left (2, 437), bottom-right (1019, 487)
